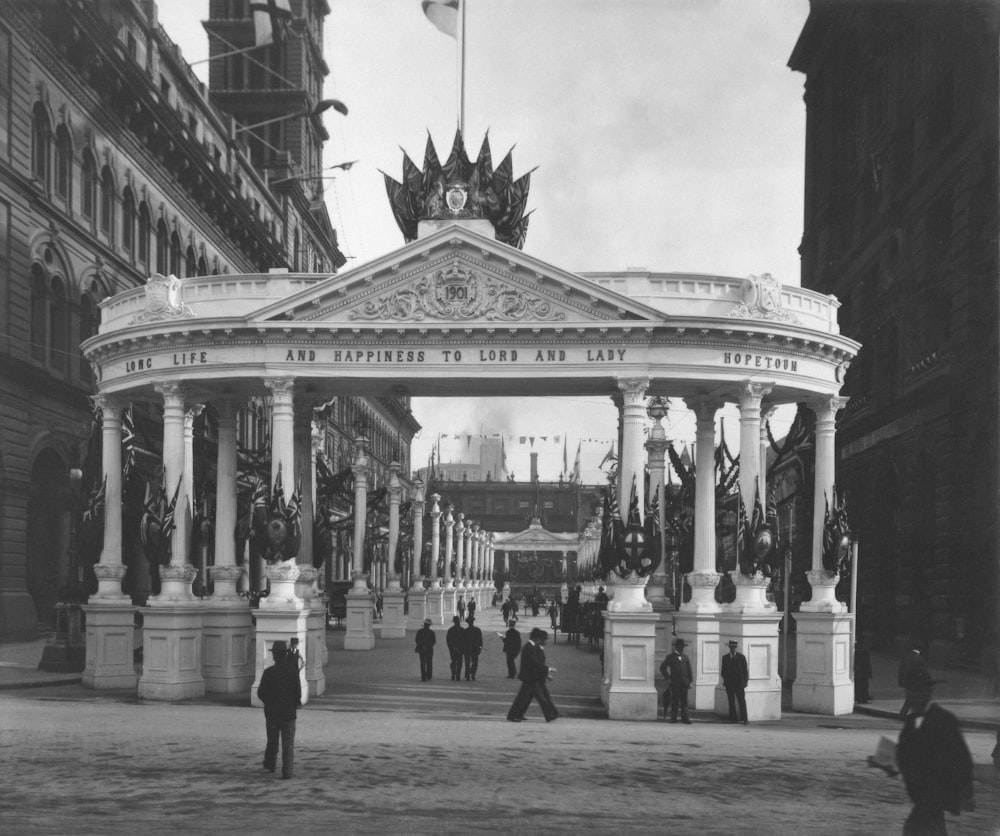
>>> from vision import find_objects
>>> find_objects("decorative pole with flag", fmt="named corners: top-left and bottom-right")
top-left (422, 0), bottom-right (466, 135)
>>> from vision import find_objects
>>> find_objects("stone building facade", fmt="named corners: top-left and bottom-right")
top-left (789, 0), bottom-right (999, 667)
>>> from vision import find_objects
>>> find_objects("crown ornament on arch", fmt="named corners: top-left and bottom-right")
top-left (381, 128), bottom-right (535, 249)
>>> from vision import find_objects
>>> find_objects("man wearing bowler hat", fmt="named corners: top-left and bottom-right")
top-left (659, 637), bottom-right (694, 723)
top-left (415, 618), bottom-right (437, 681)
top-left (257, 640), bottom-right (302, 779)
top-left (721, 640), bottom-right (749, 724)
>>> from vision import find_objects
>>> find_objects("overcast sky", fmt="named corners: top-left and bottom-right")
top-left (157, 0), bottom-right (810, 482)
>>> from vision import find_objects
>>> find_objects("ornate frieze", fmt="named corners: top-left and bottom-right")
top-left (348, 264), bottom-right (566, 323)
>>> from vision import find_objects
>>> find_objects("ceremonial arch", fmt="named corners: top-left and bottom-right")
top-left (81, 219), bottom-right (859, 719)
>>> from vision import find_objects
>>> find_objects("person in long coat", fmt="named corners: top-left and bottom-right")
top-left (499, 619), bottom-right (522, 678)
top-left (257, 640), bottom-right (302, 779)
top-left (506, 628), bottom-right (560, 722)
top-left (721, 640), bottom-right (749, 724)
top-left (464, 615), bottom-right (484, 680)
top-left (446, 616), bottom-right (465, 681)
top-left (659, 638), bottom-right (693, 723)
top-left (415, 618), bottom-right (436, 681)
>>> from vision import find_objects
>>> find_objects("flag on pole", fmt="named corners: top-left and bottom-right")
top-left (571, 441), bottom-right (581, 483)
top-left (121, 403), bottom-right (136, 485)
top-left (599, 441), bottom-right (615, 469)
top-left (422, 0), bottom-right (459, 38)
top-left (563, 437), bottom-right (568, 475)
top-left (251, 0), bottom-right (293, 47)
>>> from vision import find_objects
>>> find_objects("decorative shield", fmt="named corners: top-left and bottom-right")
top-left (446, 185), bottom-right (467, 213)
top-left (754, 528), bottom-right (774, 559)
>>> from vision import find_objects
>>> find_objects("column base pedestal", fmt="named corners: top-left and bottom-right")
top-left (715, 611), bottom-right (782, 721)
top-left (201, 604), bottom-right (254, 694)
top-left (441, 587), bottom-right (457, 620)
top-left (792, 611), bottom-right (854, 715)
top-left (602, 611), bottom-right (659, 720)
top-left (252, 607), bottom-right (309, 706)
top-left (407, 587), bottom-right (428, 630)
top-left (672, 610), bottom-right (721, 710)
top-left (378, 590), bottom-right (407, 639)
top-left (82, 602), bottom-right (138, 690)
top-left (305, 603), bottom-right (327, 696)
top-left (649, 597), bottom-right (675, 661)
top-left (425, 588), bottom-right (445, 626)
top-left (343, 588), bottom-right (375, 650)
top-left (137, 606), bottom-right (205, 701)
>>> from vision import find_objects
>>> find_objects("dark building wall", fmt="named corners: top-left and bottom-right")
top-left (790, 0), bottom-right (1000, 667)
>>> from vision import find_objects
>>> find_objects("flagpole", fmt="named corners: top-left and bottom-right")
top-left (458, 0), bottom-right (467, 136)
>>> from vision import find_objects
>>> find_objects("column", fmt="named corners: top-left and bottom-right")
top-left (733, 382), bottom-right (774, 604)
top-left (344, 435), bottom-right (375, 650)
top-left (793, 395), bottom-right (852, 715)
top-left (672, 395), bottom-right (723, 710)
top-left (425, 494), bottom-right (445, 624)
top-left (82, 395), bottom-right (137, 691)
top-left (616, 377), bottom-right (650, 514)
top-left (644, 395), bottom-right (672, 660)
top-left (470, 523), bottom-right (480, 589)
top-left (139, 383), bottom-right (204, 700)
top-left (407, 479), bottom-right (428, 629)
top-left (380, 461), bottom-right (407, 638)
top-left (455, 512), bottom-right (467, 604)
top-left (203, 399), bottom-right (254, 694)
top-left (441, 505), bottom-right (457, 618)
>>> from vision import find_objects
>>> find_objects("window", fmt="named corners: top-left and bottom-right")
top-left (80, 149), bottom-right (96, 220)
top-left (30, 266), bottom-right (46, 362)
top-left (99, 165), bottom-right (114, 236)
top-left (169, 231), bottom-right (181, 275)
top-left (32, 103), bottom-right (50, 184)
top-left (197, 254), bottom-right (208, 276)
top-left (137, 201), bottom-right (151, 265)
top-left (30, 265), bottom-right (69, 372)
top-left (185, 245), bottom-right (197, 277)
top-left (49, 276), bottom-right (67, 374)
top-left (122, 187), bottom-right (135, 258)
top-left (0, 27), bottom-right (10, 158)
top-left (79, 292), bottom-right (99, 381)
top-left (155, 218), bottom-right (168, 274)
top-left (55, 126), bottom-right (72, 200)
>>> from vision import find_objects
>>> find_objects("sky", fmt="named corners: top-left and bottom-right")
top-left (156, 0), bottom-right (810, 483)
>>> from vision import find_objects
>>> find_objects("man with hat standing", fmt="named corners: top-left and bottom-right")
top-left (257, 640), bottom-right (302, 779)
top-left (463, 615), bottom-right (484, 681)
top-left (415, 618), bottom-right (437, 681)
top-left (721, 640), bottom-right (749, 725)
top-left (659, 638), bottom-right (694, 723)
top-left (897, 667), bottom-right (974, 834)
top-left (446, 615), bottom-right (465, 681)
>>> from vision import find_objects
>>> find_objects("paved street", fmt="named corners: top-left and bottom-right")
top-left (1, 607), bottom-right (998, 835)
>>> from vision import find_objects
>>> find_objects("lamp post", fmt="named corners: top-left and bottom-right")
top-left (234, 99), bottom-right (348, 135)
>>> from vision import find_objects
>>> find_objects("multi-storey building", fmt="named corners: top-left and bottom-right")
top-left (789, 0), bottom-right (999, 668)
top-left (0, 0), bottom-right (416, 636)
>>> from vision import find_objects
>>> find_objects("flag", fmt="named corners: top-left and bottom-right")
top-left (622, 475), bottom-right (645, 573)
top-left (251, 0), bottom-right (292, 47)
top-left (597, 483), bottom-right (625, 578)
top-left (640, 489), bottom-right (662, 575)
top-left (571, 441), bottom-right (581, 483)
top-left (562, 437), bottom-right (568, 475)
top-left (82, 476), bottom-right (106, 525)
top-left (422, 0), bottom-right (459, 38)
top-left (599, 442), bottom-right (615, 469)
top-left (121, 403), bottom-right (136, 484)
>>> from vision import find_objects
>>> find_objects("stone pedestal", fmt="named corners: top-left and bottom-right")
top-left (252, 607), bottom-right (309, 707)
top-left (379, 590), bottom-right (407, 639)
top-left (715, 611), bottom-right (782, 721)
top-left (82, 602), bottom-right (138, 690)
top-left (673, 610), bottom-right (721, 711)
top-left (792, 611), bottom-right (854, 715)
top-left (603, 611), bottom-right (660, 720)
top-left (294, 568), bottom-right (326, 696)
top-left (407, 586), bottom-right (427, 630)
top-left (344, 586), bottom-right (376, 650)
top-left (201, 604), bottom-right (254, 694)
top-left (425, 586), bottom-right (445, 625)
top-left (137, 605), bottom-right (205, 701)
top-left (441, 586), bottom-right (457, 619)
top-left (39, 602), bottom-right (87, 672)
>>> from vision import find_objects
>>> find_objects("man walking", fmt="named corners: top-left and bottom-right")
top-left (721, 640), bottom-right (749, 724)
top-left (898, 640), bottom-right (930, 719)
top-left (464, 615), bottom-right (484, 680)
top-left (499, 618), bottom-right (522, 678)
top-left (506, 627), bottom-right (560, 722)
top-left (257, 640), bottom-right (301, 779)
top-left (415, 618), bottom-right (436, 681)
top-left (446, 615), bottom-right (465, 681)
top-left (659, 638), bottom-right (693, 723)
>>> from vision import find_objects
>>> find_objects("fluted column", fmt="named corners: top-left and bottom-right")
top-left (387, 462), bottom-right (402, 591)
top-left (737, 381), bottom-right (773, 510)
top-left (209, 400), bottom-right (241, 601)
top-left (443, 505), bottom-right (455, 588)
top-left (92, 395), bottom-right (128, 599)
top-left (645, 396), bottom-right (670, 605)
top-left (616, 377), bottom-right (650, 513)
top-left (410, 480), bottom-right (426, 590)
top-left (350, 435), bottom-right (370, 588)
top-left (683, 396), bottom-right (722, 608)
top-left (266, 378), bottom-right (295, 506)
top-left (429, 493), bottom-right (442, 589)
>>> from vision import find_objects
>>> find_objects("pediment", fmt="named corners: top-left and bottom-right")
top-left (501, 524), bottom-right (576, 546)
top-left (250, 224), bottom-right (667, 326)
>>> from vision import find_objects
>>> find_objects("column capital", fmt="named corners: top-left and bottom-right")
top-left (808, 394), bottom-right (849, 421)
top-left (429, 493), bottom-right (442, 519)
top-left (684, 395), bottom-right (722, 422)
top-left (736, 380), bottom-right (774, 411)
top-left (616, 376), bottom-right (651, 403)
top-left (411, 477), bottom-right (425, 506)
top-left (444, 504), bottom-right (454, 527)
top-left (264, 377), bottom-right (295, 400)
top-left (154, 382), bottom-right (186, 406)
top-left (92, 393), bottom-right (126, 417)
top-left (184, 403), bottom-right (205, 429)
top-left (213, 398), bottom-right (237, 423)
top-left (644, 435), bottom-right (669, 457)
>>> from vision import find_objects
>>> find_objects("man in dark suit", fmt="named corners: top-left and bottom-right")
top-left (897, 667), bottom-right (974, 835)
top-left (257, 640), bottom-right (302, 779)
top-left (659, 638), bottom-right (693, 723)
top-left (464, 615), bottom-right (484, 680)
top-left (446, 615), bottom-right (465, 681)
top-left (506, 627), bottom-right (559, 722)
top-left (499, 618), bottom-right (522, 678)
top-left (721, 640), bottom-right (749, 724)
top-left (415, 618), bottom-right (436, 681)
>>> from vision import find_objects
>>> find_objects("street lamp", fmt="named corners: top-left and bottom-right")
top-left (234, 98), bottom-right (348, 135)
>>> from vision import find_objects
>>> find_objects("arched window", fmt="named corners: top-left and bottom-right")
top-left (122, 187), bottom-right (135, 258)
top-left (137, 201), bottom-right (151, 266)
top-left (55, 125), bottom-right (72, 200)
top-left (197, 255), bottom-right (208, 276)
top-left (169, 231), bottom-right (181, 276)
top-left (99, 165), bottom-right (114, 237)
top-left (79, 291), bottom-right (99, 381)
top-left (30, 265), bottom-right (47, 362)
top-left (185, 245), bottom-right (197, 278)
top-left (31, 103), bottom-right (50, 185)
top-left (49, 276), bottom-right (67, 374)
top-left (155, 218), bottom-right (168, 274)
top-left (80, 149), bottom-right (96, 220)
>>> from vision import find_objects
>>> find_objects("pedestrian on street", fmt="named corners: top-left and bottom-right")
top-left (415, 618), bottom-right (436, 681)
top-left (464, 615), bottom-right (484, 680)
top-left (501, 597), bottom-right (512, 626)
top-left (660, 638), bottom-right (693, 723)
top-left (854, 641), bottom-right (873, 703)
top-left (446, 615), bottom-right (465, 681)
top-left (721, 640), bottom-right (749, 724)
top-left (897, 667), bottom-right (974, 835)
top-left (507, 627), bottom-right (560, 722)
top-left (257, 640), bottom-right (301, 780)
top-left (457, 596), bottom-right (466, 620)
top-left (467, 598), bottom-right (476, 619)
top-left (547, 600), bottom-right (559, 630)
top-left (898, 641), bottom-right (930, 719)
top-left (498, 618), bottom-right (522, 678)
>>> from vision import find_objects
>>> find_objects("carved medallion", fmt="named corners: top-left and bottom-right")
top-left (129, 273), bottom-right (194, 325)
top-left (727, 273), bottom-right (798, 323)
